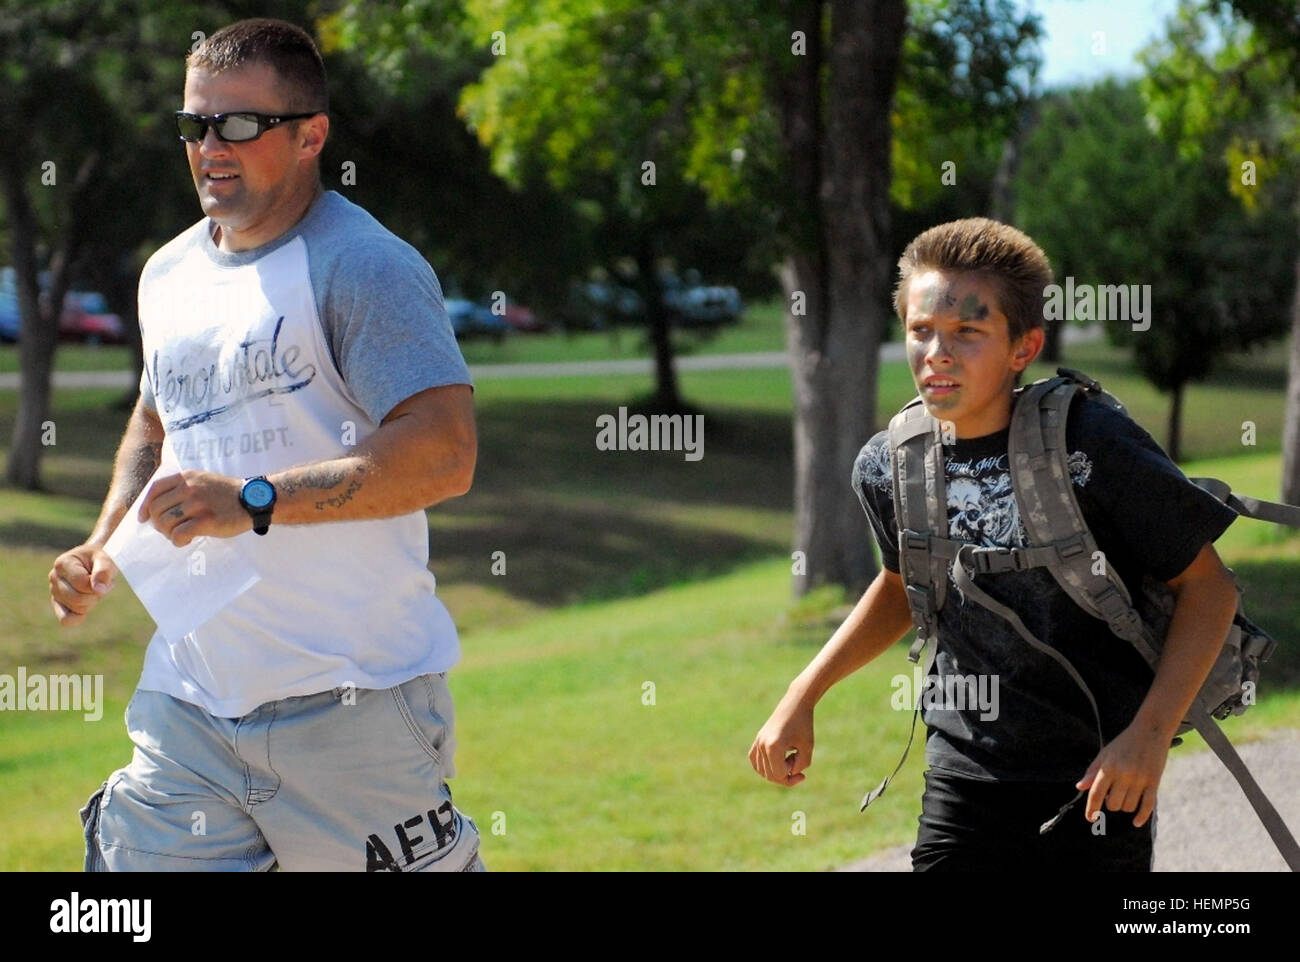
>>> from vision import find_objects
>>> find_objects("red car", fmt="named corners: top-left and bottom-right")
top-left (502, 303), bottom-right (548, 334)
top-left (49, 291), bottom-right (126, 345)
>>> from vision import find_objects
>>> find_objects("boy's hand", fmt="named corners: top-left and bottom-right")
top-left (1076, 722), bottom-right (1172, 828)
top-left (750, 695), bottom-right (815, 787)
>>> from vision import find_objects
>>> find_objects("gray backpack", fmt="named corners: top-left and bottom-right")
top-left (861, 366), bottom-right (1300, 871)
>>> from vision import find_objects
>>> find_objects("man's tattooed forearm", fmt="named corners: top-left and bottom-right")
top-left (278, 466), bottom-right (350, 497)
top-left (315, 478), bottom-right (363, 511)
top-left (274, 462), bottom-right (367, 510)
top-left (121, 441), bottom-right (163, 503)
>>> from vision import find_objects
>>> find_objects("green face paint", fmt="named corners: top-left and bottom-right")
top-left (957, 293), bottom-right (990, 321)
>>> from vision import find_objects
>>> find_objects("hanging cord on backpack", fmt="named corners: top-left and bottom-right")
top-left (950, 543), bottom-right (1300, 868)
top-left (949, 544), bottom-right (1105, 835)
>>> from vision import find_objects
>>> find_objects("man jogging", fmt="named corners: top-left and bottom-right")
top-left (48, 18), bottom-right (483, 871)
top-left (749, 218), bottom-right (1240, 871)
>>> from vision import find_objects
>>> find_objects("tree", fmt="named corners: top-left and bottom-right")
top-left (764, 0), bottom-right (1039, 595)
top-left (457, 0), bottom-right (776, 410)
top-left (0, 0), bottom-right (231, 489)
top-left (340, 0), bottom-right (1040, 596)
top-left (1015, 78), bottom-right (1296, 462)
top-left (318, 1), bottom-right (594, 321)
top-left (1144, 0), bottom-right (1300, 502)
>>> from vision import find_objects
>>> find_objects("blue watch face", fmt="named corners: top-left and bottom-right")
top-left (244, 479), bottom-right (275, 509)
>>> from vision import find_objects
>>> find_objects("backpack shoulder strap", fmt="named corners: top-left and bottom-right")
top-left (1007, 371), bottom-right (1153, 656)
top-left (888, 398), bottom-right (952, 662)
top-left (1187, 477), bottom-right (1300, 528)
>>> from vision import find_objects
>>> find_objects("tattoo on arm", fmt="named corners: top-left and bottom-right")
top-left (278, 465), bottom-right (349, 497)
top-left (274, 462), bottom-right (367, 512)
top-left (315, 477), bottom-right (363, 511)
top-left (121, 440), bottom-right (163, 504)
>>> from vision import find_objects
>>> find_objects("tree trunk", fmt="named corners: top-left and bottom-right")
top-left (634, 233), bottom-right (681, 411)
top-left (1283, 247), bottom-right (1300, 507)
top-left (2, 167), bottom-right (56, 490)
top-left (1167, 379), bottom-right (1184, 464)
top-left (988, 101), bottom-right (1039, 223)
top-left (1042, 317), bottom-right (1064, 365)
top-left (3, 150), bottom-right (98, 489)
top-left (779, 0), bottom-right (906, 598)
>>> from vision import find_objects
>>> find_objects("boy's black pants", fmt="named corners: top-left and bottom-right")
top-left (912, 768), bottom-right (1156, 871)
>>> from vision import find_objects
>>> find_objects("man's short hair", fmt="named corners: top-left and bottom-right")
top-left (894, 218), bottom-right (1053, 386)
top-left (187, 18), bottom-right (328, 116)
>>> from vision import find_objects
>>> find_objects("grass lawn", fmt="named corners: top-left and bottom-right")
top-left (0, 332), bottom-right (1295, 870)
top-left (0, 299), bottom-right (801, 377)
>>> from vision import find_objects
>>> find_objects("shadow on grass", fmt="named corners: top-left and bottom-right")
top-left (0, 520), bottom-right (91, 552)
top-left (434, 401), bottom-right (797, 605)
top-left (432, 492), bottom-right (788, 607)
top-left (469, 400), bottom-right (792, 512)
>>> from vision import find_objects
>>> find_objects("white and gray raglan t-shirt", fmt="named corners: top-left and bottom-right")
top-left (133, 189), bottom-right (473, 718)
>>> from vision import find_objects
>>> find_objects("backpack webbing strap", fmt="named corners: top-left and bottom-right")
top-left (950, 544), bottom-right (1105, 752)
top-left (890, 403), bottom-right (949, 651)
top-left (1009, 377), bottom-right (1148, 646)
top-left (859, 669), bottom-right (927, 812)
top-left (948, 546), bottom-right (1300, 867)
top-left (1189, 477), bottom-right (1300, 528)
top-left (1188, 708), bottom-right (1300, 871)
top-left (973, 372), bottom-right (1300, 865)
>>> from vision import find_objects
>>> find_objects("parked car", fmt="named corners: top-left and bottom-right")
top-left (661, 270), bottom-right (742, 327)
top-left (2, 267), bottom-right (126, 345)
top-left (0, 272), bottom-right (18, 342)
top-left (0, 291), bottom-right (19, 343)
top-left (60, 291), bottom-right (126, 345)
top-left (444, 298), bottom-right (508, 342)
top-left (501, 303), bottom-right (548, 334)
top-left (570, 280), bottom-right (645, 329)
top-left (567, 271), bottom-right (742, 330)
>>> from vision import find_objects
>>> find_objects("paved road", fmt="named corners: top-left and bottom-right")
top-left (839, 728), bottom-right (1300, 872)
top-left (0, 324), bottom-right (1104, 390)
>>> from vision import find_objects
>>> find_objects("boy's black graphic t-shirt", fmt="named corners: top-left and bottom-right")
top-left (852, 392), bottom-right (1238, 782)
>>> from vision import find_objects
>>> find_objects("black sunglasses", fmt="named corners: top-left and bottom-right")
top-left (175, 110), bottom-right (321, 144)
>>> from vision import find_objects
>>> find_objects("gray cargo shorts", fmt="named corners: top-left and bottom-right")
top-left (79, 672), bottom-right (484, 872)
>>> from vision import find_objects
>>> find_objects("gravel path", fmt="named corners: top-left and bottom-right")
top-left (840, 728), bottom-right (1300, 872)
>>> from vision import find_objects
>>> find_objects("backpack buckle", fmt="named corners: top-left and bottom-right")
top-left (904, 584), bottom-right (938, 639)
top-left (902, 530), bottom-right (930, 554)
top-left (1057, 367), bottom-right (1102, 394)
top-left (1055, 534), bottom-right (1087, 561)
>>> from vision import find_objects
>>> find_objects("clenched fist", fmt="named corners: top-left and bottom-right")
top-left (49, 544), bottom-right (119, 626)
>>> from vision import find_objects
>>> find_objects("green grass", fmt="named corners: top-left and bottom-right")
top-left (0, 344), bottom-right (136, 375)
top-left (0, 299), bottom-right (795, 376)
top-left (0, 331), bottom-right (1296, 870)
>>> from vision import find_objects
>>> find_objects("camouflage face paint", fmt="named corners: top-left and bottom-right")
top-left (957, 293), bottom-right (990, 321)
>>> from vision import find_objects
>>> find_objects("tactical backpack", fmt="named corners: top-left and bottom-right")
top-left (860, 366), bottom-right (1300, 871)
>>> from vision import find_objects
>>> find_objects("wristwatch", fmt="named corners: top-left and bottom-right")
top-left (239, 476), bottom-right (277, 535)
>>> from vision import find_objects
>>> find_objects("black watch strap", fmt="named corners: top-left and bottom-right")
top-left (240, 476), bottom-right (276, 536)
